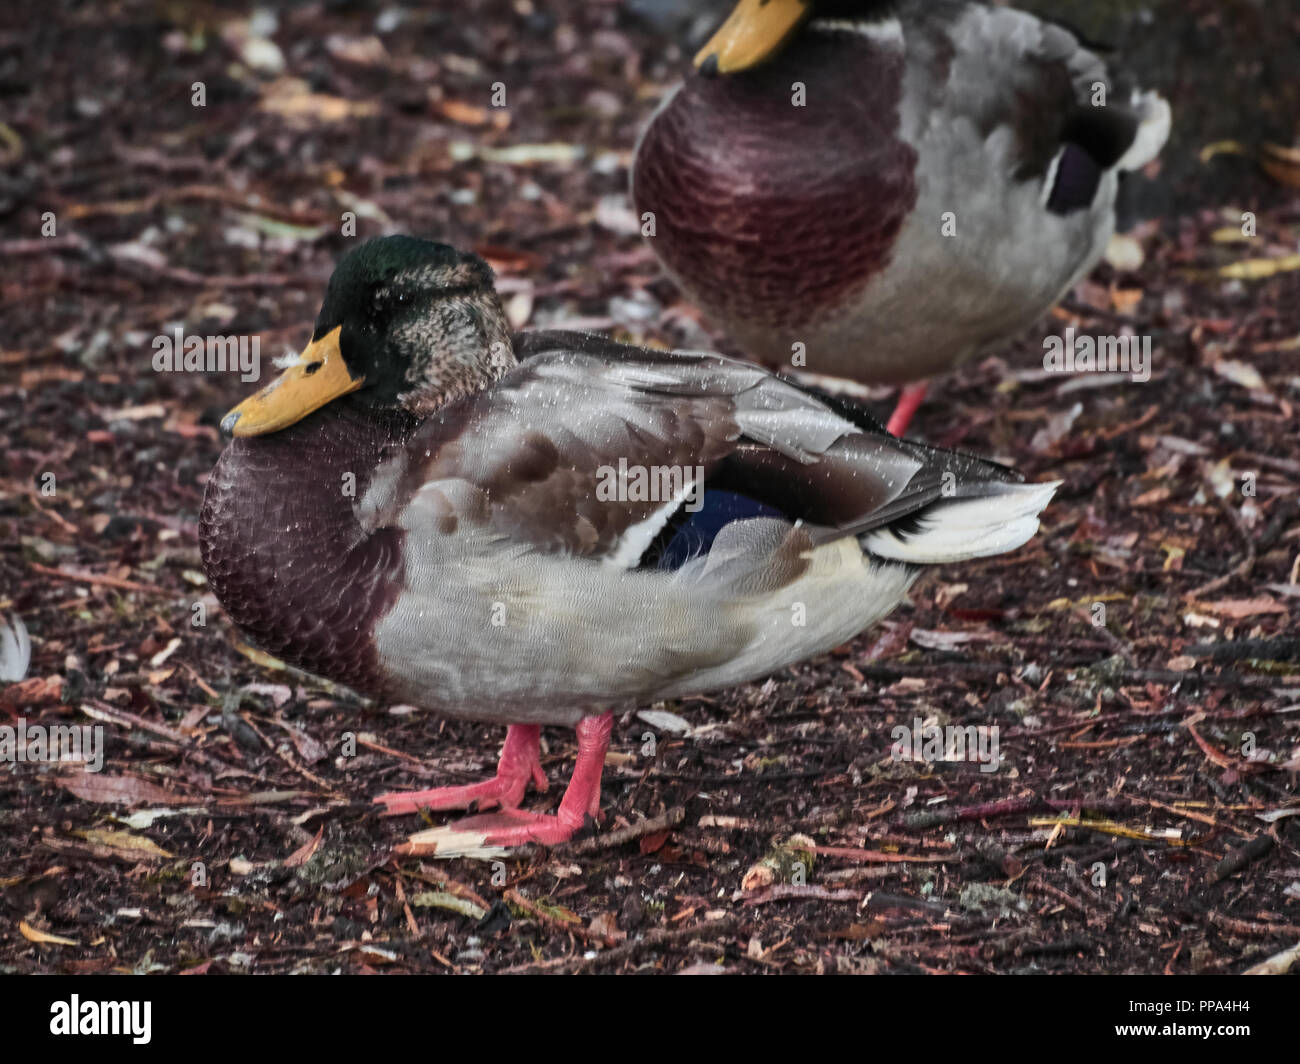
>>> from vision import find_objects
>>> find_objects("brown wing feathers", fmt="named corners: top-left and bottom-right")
top-left (400, 333), bottom-right (1022, 562)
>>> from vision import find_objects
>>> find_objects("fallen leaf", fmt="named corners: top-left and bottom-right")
top-left (1030, 401), bottom-right (1082, 453)
top-left (222, 16), bottom-right (285, 74)
top-left (639, 830), bottom-right (670, 855)
top-left (827, 921), bottom-right (885, 941)
top-left (278, 720), bottom-right (326, 764)
top-left (594, 194), bottom-right (644, 236)
top-left (102, 403), bottom-right (166, 421)
top-left (283, 825), bottom-right (324, 869)
top-left (59, 773), bottom-right (184, 807)
top-left (742, 834), bottom-right (817, 892)
top-left (1104, 233), bottom-right (1144, 271)
top-left (1256, 808), bottom-right (1300, 824)
top-left (325, 34), bottom-right (388, 67)
top-left (451, 141), bottom-right (584, 166)
top-left (588, 911), bottom-right (622, 941)
top-left (1133, 486), bottom-right (1171, 507)
top-left (259, 78), bottom-right (378, 124)
top-left (1213, 359), bottom-right (1267, 391)
top-left (1199, 140), bottom-right (1248, 163)
top-left (1216, 253), bottom-right (1300, 281)
top-left (435, 98), bottom-right (491, 126)
top-left (1199, 597), bottom-right (1287, 619)
top-left (1243, 940), bottom-right (1300, 975)
top-left (232, 639), bottom-right (285, 670)
top-left (637, 708), bottom-right (692, 735)
top-left (19, 920), bottom-right (79, 946)
top-left (861, 620), bottom-right (912, 659)
top-left (1211, 226), bottom-right (1253, 245)
top-left (1254, 334), bottom-right (1300, 353)
top-left (1111, 287), bottom-right (1143, 313)
top-left (0, 675), bottom-right (62, 711)
top-left (910, 628), bottom-right (1000, 650)
top-left (117, 808), bottom-right (192, 829)
top-left (244, 682), bottom-right (292, 708)
top-left (1205, 457), bottom-right (1237, 499)
top-left (73, 828), bottom-right (172, 859)
top-left (475, 245), bottom-right (544, 272)
top-left (1259, 142), bottom-right (1300, 189)
top-left (148, 636), bottom-right (181, 668)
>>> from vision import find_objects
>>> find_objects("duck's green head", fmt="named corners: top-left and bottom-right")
top-left (222, 236), bottom-right (513, 437)
top-left (695, 0), bottom-right (894, 74)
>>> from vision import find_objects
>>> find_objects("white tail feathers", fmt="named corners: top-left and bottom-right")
top-left (1117, 90), bottom-right (1172, 172)
top-left (863, 480), bottom-right (1061, 564)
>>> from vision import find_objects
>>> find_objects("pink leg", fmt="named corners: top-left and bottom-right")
top-left (374, 724), bottom-right (547, 816)
top-left (885, 381), bottom-right (929, 437)
top-left (398, 712), bottom-right (614, 850)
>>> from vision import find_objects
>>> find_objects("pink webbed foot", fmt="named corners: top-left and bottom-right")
top-left (439, 808), bottom-right (591, 849)
top-left (395, 712), bottom-right (614, 856)
top-left (374, 724), bottom-right (547, 816)
top-left (885, 381), bottom-right (929, 438)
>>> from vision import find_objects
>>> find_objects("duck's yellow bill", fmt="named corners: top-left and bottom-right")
top-left (694, 0), bottom-right (810, 74)
top-left (221, 326), bottom-right (363, 437)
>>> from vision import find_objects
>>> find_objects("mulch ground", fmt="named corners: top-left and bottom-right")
top-left (1, 0), bottom-right (1298, 975)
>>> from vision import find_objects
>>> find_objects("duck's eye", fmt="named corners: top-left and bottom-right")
top-left (365, 294), bottom-right (389, 332)
top-left (303, 361), bottom-right (322, 376)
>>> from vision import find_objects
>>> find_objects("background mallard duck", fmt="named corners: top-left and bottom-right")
top-left (200, 235), bottom-right (1058, 852)
top-left (631, 0), bottom-right (1172, 434)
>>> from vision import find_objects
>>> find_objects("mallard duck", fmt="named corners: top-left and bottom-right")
top-left (631, 0), bottom-right (1171, 435)
top-left (199, 235), bottom-right (1058, 852)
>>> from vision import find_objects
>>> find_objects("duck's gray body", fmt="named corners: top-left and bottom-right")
top-left (632, 1), bottom-right (1171, 382)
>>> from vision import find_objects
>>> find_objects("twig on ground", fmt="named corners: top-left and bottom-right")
top-left (1206, 834), bottom-right (1275, 884)
top-left (562, 806), bottom-right (685, 854)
